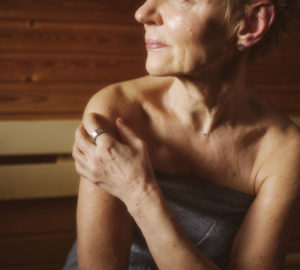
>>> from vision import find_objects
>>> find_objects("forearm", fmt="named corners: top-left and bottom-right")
top-left (127, 184), bottom-right (220, 270)
top-left (77, 178), bottom-right (133, 270)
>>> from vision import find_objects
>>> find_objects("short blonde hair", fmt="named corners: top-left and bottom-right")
top-left (225, 0), bottom-right (300, 60)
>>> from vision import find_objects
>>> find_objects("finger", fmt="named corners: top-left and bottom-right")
top-left (73, 148), bottom-right (103, 181)
top-left (116, 117), bottom-right (144, 149)
top-left (75, 124), bottom-right (95, 155)
top-left (72, 143), bottom-right (87, 164)
top-left (83, 112), bottom-right (112, 145)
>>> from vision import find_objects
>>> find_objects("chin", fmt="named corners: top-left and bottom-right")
top-left (146, 62), bottom-right (168, 76)
top-left (145, 53), bottom-right (202, 77)
top-left (145, 52), bottom-right (173, 76)
top-left (146, 63), bottom-right (198, 78)
top-left (145, 59), bottom-right (181, 77)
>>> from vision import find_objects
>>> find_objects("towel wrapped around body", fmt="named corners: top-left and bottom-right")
top-left (63, 172), bottom-right (254, 270)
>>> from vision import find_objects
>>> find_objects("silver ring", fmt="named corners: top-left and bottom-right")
top-left (89, 127), bottom-right (107, 144)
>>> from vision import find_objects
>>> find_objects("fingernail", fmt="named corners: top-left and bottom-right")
top-left (117, 117), bottom-right (124, 125)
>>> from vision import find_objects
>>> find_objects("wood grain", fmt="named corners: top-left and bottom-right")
top-left (0, 0), bottom-right (299, 120)
top-left (0, 197), bottom-right (76, 269)
top-left (0, 20), bottom-right (145, 54)
top-left (0, 197), bottom-right (76, 236)
top-left (0, 232), bottom-right (75, 266)
top-left (0, 52), bottom-right (146, 83)
top-left (0, 82), bottom-right (98, 119)
top-left (253, 85), bottom-right (300, 116)
top-left (0, 0), bottom-right (142, 24)
top-left (0, 263), bottom-right (65, 270)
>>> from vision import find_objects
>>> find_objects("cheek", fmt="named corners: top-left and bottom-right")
top-left (166, 13), bottom-right (196, 41)
top-left (169, 20), bottom-right (207, 71)
top-left (167, 14), bottom-right (185, 31)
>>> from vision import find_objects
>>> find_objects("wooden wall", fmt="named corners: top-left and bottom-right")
top-left (0, 1), bottom-right (299, 269)
top-left (0, 0), bottom-right (145, 120)
top-left (0, 0), bottom-right (299, 120)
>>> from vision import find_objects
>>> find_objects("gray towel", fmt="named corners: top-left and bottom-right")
top-left (63, 172), bottom-right (254, 270)
top-left (129, 172), bottom-right (254, 269)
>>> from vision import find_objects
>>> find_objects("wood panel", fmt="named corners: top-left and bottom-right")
top-left (0, 263), bottom-right (64, 270)
top-left (286, 252), bottom-right (300, 269)
top-left (0, 120), bottom-right (81, 200)
top-left (0, 20), bottom-right (145, 54)
top-left (247, 30), bottom-right (300, 116)
top-left (0, 0), bottom-right (146, 120)
top-left (0, 197), bottom-right (76, 236)
top-left (248, 57), bottom-right (300, 85)
top-left (0, 162), bottom-right (79, 200)
top-left (288, 210), bottom-right (300, 252)
top-left (253, 85), bottom-right (300, 116)
top-left (0, 120), bottom-right (80, 155)
top-left (0, 52), bottom-right (146, 83)
top-left (0, 197), bottom-right (76, 269)
top-left (0, 83), bottom-right (97, 119)
top-left (0, 0), bottom-right (299, 120)
top-left (0, 0), bottom-right (142, 24)
top-left (0, 232), bottom-right (75, 267)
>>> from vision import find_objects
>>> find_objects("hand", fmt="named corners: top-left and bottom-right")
top-left (72, 113), bottom-right (156, 206)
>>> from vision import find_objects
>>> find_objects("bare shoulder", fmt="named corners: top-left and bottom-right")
top-left (230, 102), bottom-right (300, 268)
top-left (83, 75), bottom-right (172, 123)
top-left (255, 108), bottom-right (300, 194)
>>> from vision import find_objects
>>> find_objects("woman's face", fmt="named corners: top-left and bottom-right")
top-left (135, 0), bottom-right (233, 77)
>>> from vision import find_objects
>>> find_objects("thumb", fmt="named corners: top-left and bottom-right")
top-left (116, 117), bottom-right (143, 148)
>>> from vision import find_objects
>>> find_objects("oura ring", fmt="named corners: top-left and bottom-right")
top-left (90, 127), bottom-right (107, 144)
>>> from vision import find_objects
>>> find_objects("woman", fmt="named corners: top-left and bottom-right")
top-left (64, 0), bottom-right (300, 269)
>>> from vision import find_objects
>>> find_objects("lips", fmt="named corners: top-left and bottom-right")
top-left (145, 39), bottom-right (168, 50)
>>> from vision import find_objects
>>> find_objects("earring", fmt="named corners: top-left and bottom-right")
top-left (237, 43), bottom-right (245, 51)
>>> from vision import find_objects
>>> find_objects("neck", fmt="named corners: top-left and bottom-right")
top-left (165, 57), bottom-right (249, 134)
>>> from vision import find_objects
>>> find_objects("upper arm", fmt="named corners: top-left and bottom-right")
top-left (228, 133), bottom-right (300, 270)
top-left (76, 86), bottom-right (134, 270)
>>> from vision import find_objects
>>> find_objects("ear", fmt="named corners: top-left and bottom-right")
top-left (237, 0), bottom-right (275, 48)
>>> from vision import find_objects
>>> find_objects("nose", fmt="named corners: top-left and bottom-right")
top-left (135, 0), bottom-right (163, 25)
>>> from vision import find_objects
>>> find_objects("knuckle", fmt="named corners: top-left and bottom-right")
top-left (84, 112), bottom-right (98, 132)
top-left (87, 112), bottom-right (97, 121)
top-left (94, 151), bottom-right (103, 161)
top-left (136, 138), bottom-right (146, 150)
top-left (89, 161), bottom-right (99, 174)
top-left (100, 136), bottom-right (115, 151)
top-left (84, 112), bottom-right (95, 124)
